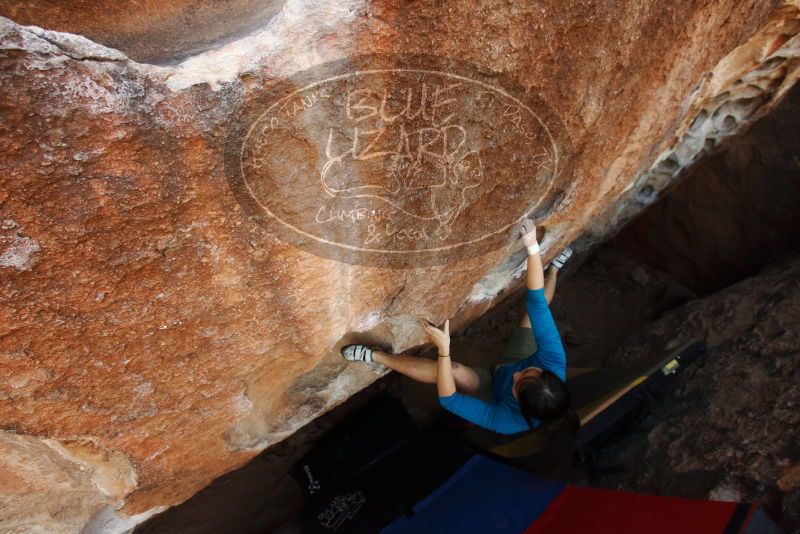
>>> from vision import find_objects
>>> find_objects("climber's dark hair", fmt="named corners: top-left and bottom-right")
top-left (518, 369), bottom-right (571, 426)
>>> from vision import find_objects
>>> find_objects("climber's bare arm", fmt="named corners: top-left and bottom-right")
top-left (521, 220), bottom-right (544, 291)
top-left (422, 319), bottom-right (456, 397)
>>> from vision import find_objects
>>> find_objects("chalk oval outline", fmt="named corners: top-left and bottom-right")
top-left (239, 67), bottom-right (560, 255)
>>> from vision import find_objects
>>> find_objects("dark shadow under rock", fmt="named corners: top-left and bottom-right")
top-left (588, 254), bottom-right (800, 533)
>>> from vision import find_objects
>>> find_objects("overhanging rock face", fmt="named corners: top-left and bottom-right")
top-left (1, 1), bottom-right (800, 530)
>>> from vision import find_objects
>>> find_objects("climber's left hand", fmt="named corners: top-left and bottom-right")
top-left (422, 319), bottom-right (450, 355)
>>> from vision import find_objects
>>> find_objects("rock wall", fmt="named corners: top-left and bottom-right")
top-left (1, 1), bottom-right (800, 530)
top-left (613, 82), bottom-right (800, 295)
top-left (601, 255), bottom-right (800, 531)
top-left (0, 0), bottom-right (285, 64)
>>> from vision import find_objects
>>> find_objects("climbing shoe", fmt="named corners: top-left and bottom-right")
top-left (341, 344), bottom-right (374, 363)
top-left (550, 246), bottom-right (573, 270)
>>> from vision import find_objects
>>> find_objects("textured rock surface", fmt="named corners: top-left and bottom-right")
top-left (2, 1), bottom-right (800, 530)
top-left (614, 82), bottom-right (800, 295)
top-left (0, 0), bottom-right (285, 64)
top-left (597, 255), bottom-right (800, 532)
top-left (0, 430), bottom-right (142, 534)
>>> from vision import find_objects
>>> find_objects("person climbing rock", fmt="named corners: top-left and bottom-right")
top-left (342, 220), bottom-right (574, 437)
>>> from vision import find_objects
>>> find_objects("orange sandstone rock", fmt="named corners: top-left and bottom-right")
top-left (1, 1), bottom-right (799, 530)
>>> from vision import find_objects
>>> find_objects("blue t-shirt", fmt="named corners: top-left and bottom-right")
top-left (439, 288), bottom-right (567, 435)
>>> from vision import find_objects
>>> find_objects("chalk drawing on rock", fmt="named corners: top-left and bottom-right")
top-left (320, 121), bottom-right (484, 240)
top-left (225, 55), bottom-right (573, 267)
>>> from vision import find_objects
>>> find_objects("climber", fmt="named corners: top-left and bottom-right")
top-left (341, 219), bottom-right (574, 437)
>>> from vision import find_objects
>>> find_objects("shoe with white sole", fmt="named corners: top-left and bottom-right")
top-left (550, 246), bottom-right (573, 270)
top-left (341, 344), bottom-right (375, 363)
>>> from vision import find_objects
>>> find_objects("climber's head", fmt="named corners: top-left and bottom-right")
top-left (513, 367), bottom-right (570, 426)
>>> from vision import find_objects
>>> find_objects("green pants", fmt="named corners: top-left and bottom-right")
top-left (473, 327), bottom-right (538, 402)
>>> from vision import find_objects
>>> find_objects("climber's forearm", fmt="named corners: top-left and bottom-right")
top-left (436, 351), bottom-right (456, 397)
top-left (526, 250), bottom-right (545, 291)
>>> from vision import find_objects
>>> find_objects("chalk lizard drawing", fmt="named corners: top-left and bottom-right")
top-left (235, 63), bottom-right (566, 264)
top-left (320, 123), bottom-right (484, 239)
